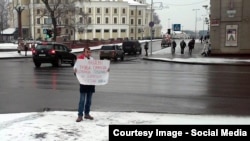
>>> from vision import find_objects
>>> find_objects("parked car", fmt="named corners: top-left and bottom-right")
top-left (32, 42), bottom-right (76, 68)
top-left (122, 40), bottom-right (142, 55)
top-left (99, 45), bottom-right (124, 61)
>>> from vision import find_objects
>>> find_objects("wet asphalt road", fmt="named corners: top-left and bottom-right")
top-left (0, 41), bottom-right (250, 116)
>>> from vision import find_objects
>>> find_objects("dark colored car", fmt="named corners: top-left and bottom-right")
top-left (99, 45), bottom-right (124, 61)
top-left (122, 40), bottom-right (142, 55)
top-left (32, 42), bottom-right (76, 68)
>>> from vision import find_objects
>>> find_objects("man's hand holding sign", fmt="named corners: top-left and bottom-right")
top-left (74, 59), bottom-right (110, 85)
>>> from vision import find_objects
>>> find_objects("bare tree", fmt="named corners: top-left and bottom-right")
top-left (41, 0), bottom-right (90, 41)
top-left (0, 0), bottom-right (10, 41)
top-left (63, 3), bottom-right (90, 40)
top-left (153, 13), bottom-right (161, 24)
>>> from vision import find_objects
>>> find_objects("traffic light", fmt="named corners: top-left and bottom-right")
top-left (46, 29), bottom-right (53, 38)
top-left (167, 29), bottom-right (171, 34)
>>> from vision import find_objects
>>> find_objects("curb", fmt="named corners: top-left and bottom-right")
top-left (142, 57), bottom-right (250, 66)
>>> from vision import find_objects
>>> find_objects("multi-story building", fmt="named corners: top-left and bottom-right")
top-left (10, 0), bottom-right (162, 41)
top-left (210, 0), bottom-right (250, 55)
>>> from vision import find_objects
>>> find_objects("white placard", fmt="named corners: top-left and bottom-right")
top-left (74, 59), bottom-right (110, 85)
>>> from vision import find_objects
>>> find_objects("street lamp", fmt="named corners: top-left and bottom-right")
top-left (193, 9), bottom-right (200, 39)
top-left (150, 0), bottom-right (153, 56)
top-left (14, 4), bottom-right (25, 44)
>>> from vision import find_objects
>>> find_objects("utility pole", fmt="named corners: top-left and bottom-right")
top-left (150, 0), bottom-right (153, 55)
top-left (15, 4), bottom-right (25, 45)
top-left (193, 9), bottom-right (200, 39)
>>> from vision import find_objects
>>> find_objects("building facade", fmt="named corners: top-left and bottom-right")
top-left (210, 0), bottom-right (250, 54)
top-left (10, 0), bottom-right (162, 41)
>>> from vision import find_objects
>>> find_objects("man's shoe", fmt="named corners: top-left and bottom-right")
top-left (84, 115), bottom-right (94, 120)
top-left (76, 116), bottom-right (83, 122)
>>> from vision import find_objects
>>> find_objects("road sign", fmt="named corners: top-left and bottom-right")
top-left (173, 24), bottom-right (181, 31)
top-left (149, 21), bottom-right (154, 27)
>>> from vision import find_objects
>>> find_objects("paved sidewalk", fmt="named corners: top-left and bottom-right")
top-left (143, 41), bottom-right (250, 66)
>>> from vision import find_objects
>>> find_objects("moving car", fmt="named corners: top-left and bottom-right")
top-left (99, 45), bottom-right (124, 61)
top-left (32, 42), bottom-right (76, 68)
top-left (122, 40), bottom-right (142, 55)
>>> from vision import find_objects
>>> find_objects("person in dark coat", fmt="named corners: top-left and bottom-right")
top-left (74, 47), bottom-right (95, 122)
top-left (171, 40), bottom-right (177, 54)
top-left (144, 42), bottom-right (149, 56)
top-left (188, 38), bottom-right (195, 55)
top-left (180, 40), bottom-right (186, 54)
top-left (24, 43), bottom-right (28, 56)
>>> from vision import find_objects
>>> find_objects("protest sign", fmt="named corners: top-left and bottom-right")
top-left (74, 59), bottom-right (110, 85)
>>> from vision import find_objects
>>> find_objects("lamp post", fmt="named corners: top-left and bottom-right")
top-left (14, 4), bottom-right (25, 44)
top-left (193, 9), bottom-right (200, 39)
top-left (150, 0), bottom-right (153, 56)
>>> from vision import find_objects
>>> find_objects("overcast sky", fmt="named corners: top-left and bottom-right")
top-left (146, 0), bottom-right (210, 32)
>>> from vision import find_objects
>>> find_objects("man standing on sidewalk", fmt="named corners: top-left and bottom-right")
top-left (180, 40), bottom-right (186, 54)
top-left (188, 38), bottom-right (195, 55)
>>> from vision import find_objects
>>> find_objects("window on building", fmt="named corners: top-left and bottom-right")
top-left (122, 8), bottom-right (126, 14)
top-left (96, 29), bottom-right (101, 33)
top-left (88, 17), bottom-right (91, 24)
top-left (87, 29), bottom-right (92, 33)
top-left (104, 29), bottom-right (109, 33)
top-left (121, 29), bottom-right (126, 32)
top-left (97, 8), bottom-right (100, 14)
top-left (66, 29), bottom-right (69, 34)
top-left (105, 17), bottom-right (109, 24)
top-left (138, 10), bottom-right (141, 15)
top-left (114, 17), bottom-right (117, 24)
top-left (65, 19), bottom-right (69, 25)
top-left (106, 8), bottom-right (109, 14)
top-left (131, 10), bottom-right (134, 15)
top-left (80, 8), bottom-right (83, 13)
top-left (44, 18), bottom-right (52, 24)
top-left (37, 9), bottom-right (40, 14)
top-left (114, 8), bottom-right (117, 14)
top-left (138, 19), bottom-right (141, 25)
top-left (113, 29), bottom-right (118, 33)
top-left (37, 18), bottom-right (40, 24)
top-left (88, 8), bottom-right (91, 14)
top-left (79, 17), bottom-right (83, 23)
top-left (37, 28), bottom-right (40, 34)
top-left (131, 28), bottom-right (134, 33)
top-left (122, 17), bottom-right (126, 24)
top-left (97, 17), bottom-right (101, 24)
top-left (130, 19), bottom-right (134, 25)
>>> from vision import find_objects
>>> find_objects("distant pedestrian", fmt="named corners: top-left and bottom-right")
top-left (144, 42), bottom-right (148, 56)
top-left (201, 41), bottom-right (209, 56)
top-left (171, 40), bottom-right (177, 54)
top-left (200, 36), bottom-right (203, 44)
top-left (180, 40), bottom-right (186, 54)
top-left (24, 42), bottom-right (28, 56)
top-left (17, 43), bottom-right (21, 54)
top-left (188, 38), bottom-right (195, 55)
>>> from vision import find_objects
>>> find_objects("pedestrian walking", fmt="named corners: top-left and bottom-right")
top-left (201, 41), bottom-right (209, 56)
top-left (24, 42), bottom-right (28, 56)
top-left (200, 36), bottom-right (203, 44)
top-left (144, 42), bottom-right (148, 56)
top-left (171, 40), bottom-right (177, 54)
top-left (74, 47), bottom-right (95, 122)
top-left (188, 38), bottom-right (195, 55)
top-left (180, 40), bottom-right (186, 54)
top-left (17, 43), bottom-right (21, 54)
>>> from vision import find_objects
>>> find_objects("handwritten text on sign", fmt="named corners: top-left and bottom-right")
top-left (75, 59), bottom-right (110, 85)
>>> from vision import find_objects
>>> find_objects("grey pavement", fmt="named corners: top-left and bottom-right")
top-left (143, 41), bottom-right (250, 66)
top-left (0, 41), bottom-right (250, 65)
